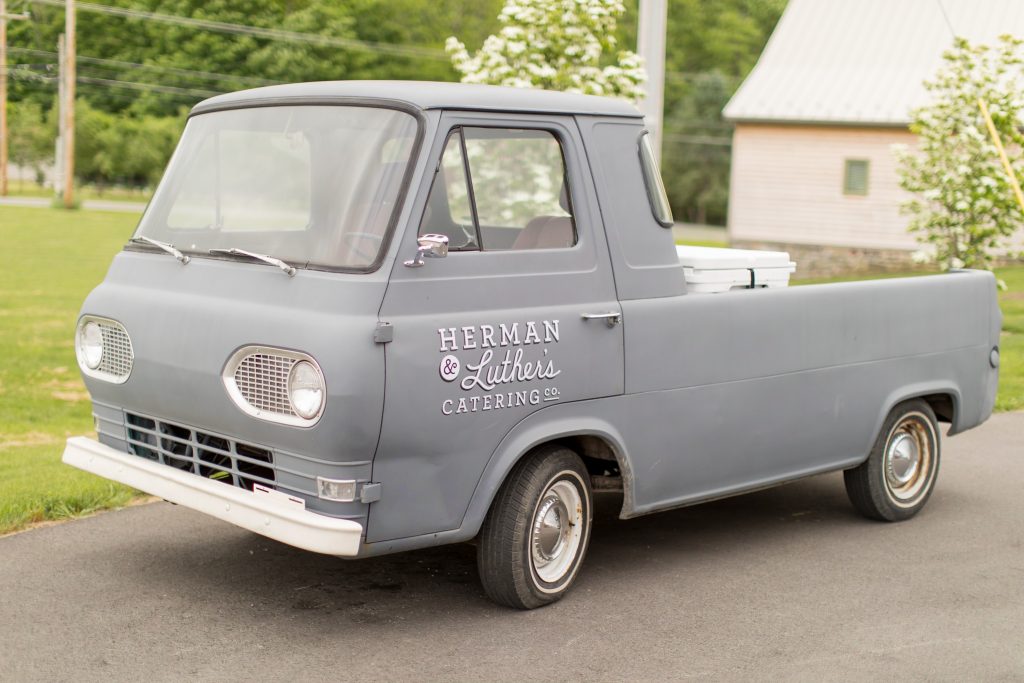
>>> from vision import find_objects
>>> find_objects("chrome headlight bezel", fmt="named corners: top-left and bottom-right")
top-left (222, 346), bottom-right (326, 427)
top-left (75, 315), bottom-right (134, 384)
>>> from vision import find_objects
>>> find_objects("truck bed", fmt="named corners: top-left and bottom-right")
top-left (613, 269), bottom-right (1000, 516)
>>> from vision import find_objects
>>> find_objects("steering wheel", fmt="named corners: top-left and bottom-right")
top-left (341, 231), bottom-right (384, 264)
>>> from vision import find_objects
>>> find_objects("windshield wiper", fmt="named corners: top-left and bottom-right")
top-left (130, 236), bottom-right (190, 264)
top-left (208, 248), bottom-right (296, 277)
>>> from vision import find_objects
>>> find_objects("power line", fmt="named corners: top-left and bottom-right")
top-left (12, 72), bottom-right (202, 105)
top-left (9, 46), bottom-right (279, 87)
top-left (3, 63), bottom-right (50, 80)
top-left (30, 0), bottom-right (450, 61)
top-left (663, 133), bottom-right (732, 147)
top-left (665, 71), bottom-right (743, 84)
top-left (76, 74), bottom-right (219, 98)
top-left (10, 68), bottom-right (221, 99)
top-left (935, 0), bottom-right (957, 38)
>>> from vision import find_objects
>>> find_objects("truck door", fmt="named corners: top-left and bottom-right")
top-left (370, 112), bottom-right (623, 543)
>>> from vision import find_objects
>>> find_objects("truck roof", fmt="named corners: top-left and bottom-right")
top-left (190, 80), bottom-right (643, 119)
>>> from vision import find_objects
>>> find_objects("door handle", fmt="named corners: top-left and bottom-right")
top-left (581, 312), bottom-right (621, 328)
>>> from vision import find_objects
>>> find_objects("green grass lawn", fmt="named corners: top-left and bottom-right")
top-left (0, 204), bottom-right (1021, 535)
top-left (0, 206), bottom-right (145, 534)
top-left (6, 180), bottom-right (152, 203)
top-left (992, 267), bottom-right (1024, 411)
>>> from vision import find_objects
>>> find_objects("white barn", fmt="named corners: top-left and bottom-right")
top-left (723, 0), bottom-right (1024, 273)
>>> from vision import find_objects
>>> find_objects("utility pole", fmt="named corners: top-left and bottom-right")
top-left (637, 0), bottom-right (667, 162)
top-left (55, 33), bottom-right (63, 197)
top-left (1, 0), bottom-right (31, 196)
top-left (62, 0), bottom-right (74, 208)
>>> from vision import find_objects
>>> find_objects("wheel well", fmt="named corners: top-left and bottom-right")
top-left (553, 435), bottom-right (621, 476)
top-left (919, 393), bottom-right (955, 424)
top-left (516, 434), bottom-right (628, 502)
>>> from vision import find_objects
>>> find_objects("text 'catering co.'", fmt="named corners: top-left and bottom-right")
top-left (437, 320), bottom-right (562, 416)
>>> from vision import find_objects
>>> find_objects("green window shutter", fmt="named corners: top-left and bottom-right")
top-left (844, 159), bottom-right (869, 195)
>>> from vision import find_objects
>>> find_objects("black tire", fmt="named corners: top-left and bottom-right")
top-left (477, 445), bottom-right (593, 609)
top-left (844, 399), bottom-right (941, 522)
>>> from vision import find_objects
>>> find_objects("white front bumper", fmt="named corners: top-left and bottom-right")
top-left (62, 436), bottom-right (363, 556)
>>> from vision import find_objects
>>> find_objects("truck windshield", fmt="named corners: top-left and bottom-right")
top-left (132, 105), bottom-right (419, 271)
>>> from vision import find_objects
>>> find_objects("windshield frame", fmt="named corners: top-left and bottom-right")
top-left (126, 98), bottom-right (426, 275)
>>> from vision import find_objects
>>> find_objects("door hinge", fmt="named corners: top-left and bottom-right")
top-left (360, 482), bottom-right (382, 503)
top-left (374, 321), bottom-right (394, 344)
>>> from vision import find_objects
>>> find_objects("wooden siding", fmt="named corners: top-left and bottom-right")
top-left (728, 124), bottom-right (919, 250)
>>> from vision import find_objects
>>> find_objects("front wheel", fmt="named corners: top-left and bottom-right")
top-left (844, 399), bottom-right (941, 521)
top-left (477, 445), bottom-right (593, 609)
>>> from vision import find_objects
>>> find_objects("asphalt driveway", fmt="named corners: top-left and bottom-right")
top-left (2, 412), bottom-right (1022, 681)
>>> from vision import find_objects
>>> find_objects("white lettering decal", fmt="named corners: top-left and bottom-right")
top-left (480, 324), bottom-right (496, 349)
top-left (543, 320), bottom-right (560, 343)
top-left (439, 355), bottom-right (460, 382)
top-left (524, 321), bottom-right (541, 345)
top-left (438, 319), bottom-right (564, 416)
top-left (499, 323), bottom-right (519, 347)
top-left (438, 327), bottom-right (458, 352)
top-left (460, 348), bottom-right (561, 392)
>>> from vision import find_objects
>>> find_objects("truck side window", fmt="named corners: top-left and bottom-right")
top-left (639, 132), bottom-right (674, 228)
top-left (419, 131), bottom-right (480, 250)
top-left (419, 127), bottom-right (577, 251)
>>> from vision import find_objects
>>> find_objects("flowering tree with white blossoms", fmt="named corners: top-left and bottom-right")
top-left (896, 35), bottom-right (1024, 272)
top-left (445, 0), bottom-right (646, 102)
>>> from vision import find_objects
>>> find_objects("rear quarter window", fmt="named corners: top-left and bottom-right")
top-left (639, 132), bottom-right (673, 228)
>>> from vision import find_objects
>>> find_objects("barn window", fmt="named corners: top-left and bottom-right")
top-left (843, 159), bottom-right (869, 196)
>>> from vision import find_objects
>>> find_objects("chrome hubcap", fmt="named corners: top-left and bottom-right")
top-left (532, 496), bottom-right (569, 562)
top-left (883, 414), bottom-right (935, 505)
top-left (530, 478), bottom-right (584, 585)
top-left (886, 432), bottom-right (920, 486)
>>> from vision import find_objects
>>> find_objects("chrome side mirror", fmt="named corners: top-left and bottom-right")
top-left (404, 233), bottom-right (449, 268)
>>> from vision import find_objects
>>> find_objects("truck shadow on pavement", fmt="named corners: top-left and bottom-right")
top-left (116, 470), bottom-right (894, 628)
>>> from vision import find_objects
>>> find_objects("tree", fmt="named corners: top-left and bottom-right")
top-left (661, 71), bottom-right (733, 225)
top-left (6, 100), bottom-right (52, 188)
top-left (445, 0), bottom-right (646, 101)
top-left (659, 0), bottom-right (786, 112)
top-left (895, 35), bottom-right (1024, 272)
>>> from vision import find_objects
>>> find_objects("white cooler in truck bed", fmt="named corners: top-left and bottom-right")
top-left (677, 245), bottom-right (797, 294)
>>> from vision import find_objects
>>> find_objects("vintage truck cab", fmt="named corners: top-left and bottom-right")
top-left (64, 81), bottom-right (1001, 609)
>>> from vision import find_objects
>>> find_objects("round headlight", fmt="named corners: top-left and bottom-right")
top-left (288, 360), bottom-right (324, 420)
top-left (79, 321), bottom-right (103, 370)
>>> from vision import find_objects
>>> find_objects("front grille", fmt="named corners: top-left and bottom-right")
top-left (125, 412), bottom-right (275, 491)
top-left (97, 321), bottom-right (133, 378)
top-left (234, 352), bottom-right (298, 418)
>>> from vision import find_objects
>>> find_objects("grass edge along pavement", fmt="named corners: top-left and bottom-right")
top-left (1, 204), bottom-right (1021, 535)
top-left (1, 206), bottom-right (146, 535)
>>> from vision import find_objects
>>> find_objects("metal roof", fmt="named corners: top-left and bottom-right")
top-left (191, 80), bottom-right (643, 118)
top-left (724, 0), bottom-right (1024, 126)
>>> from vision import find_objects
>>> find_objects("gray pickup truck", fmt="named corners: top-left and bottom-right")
top-left (64, 81), bottom-right (1001, 609)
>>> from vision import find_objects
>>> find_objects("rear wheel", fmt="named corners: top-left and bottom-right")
top-left (844, 399), bottom-right (941, 521)
top-left (477, 445), bottom-right (592, 609)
